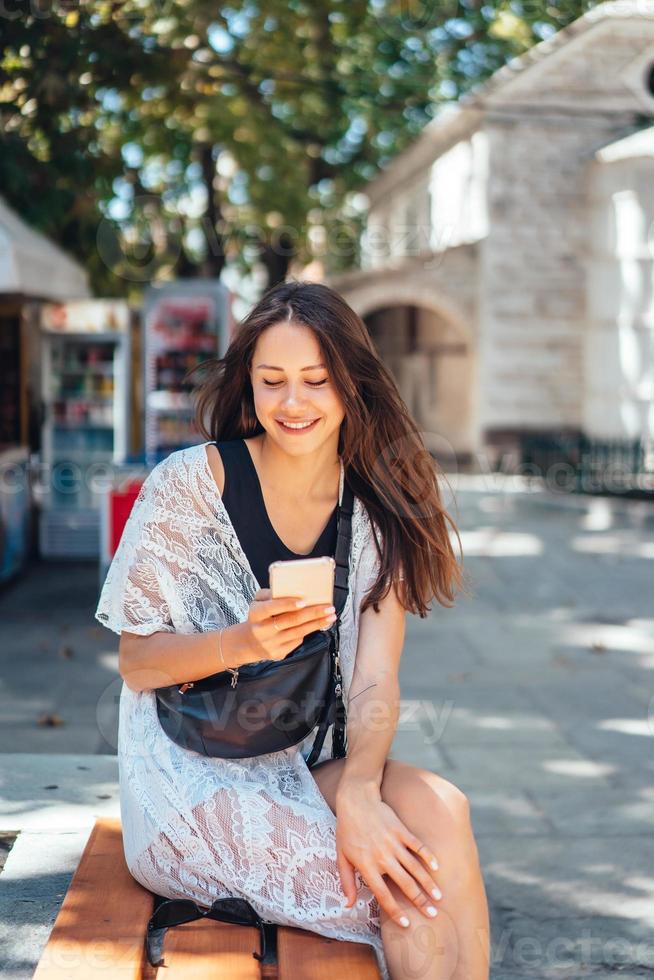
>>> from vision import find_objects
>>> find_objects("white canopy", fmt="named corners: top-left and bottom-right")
top-left (0, 195), bottom-right (90, 300)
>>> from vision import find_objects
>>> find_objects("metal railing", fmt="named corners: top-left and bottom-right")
top-left (519, 432), bottom-right (654, 498)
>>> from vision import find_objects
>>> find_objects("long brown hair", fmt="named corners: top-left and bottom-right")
top-left (189, 279), bottom-right (469, 618)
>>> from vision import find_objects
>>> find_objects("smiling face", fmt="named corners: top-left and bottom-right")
top-left (249, 320), bottom-right (346, 454)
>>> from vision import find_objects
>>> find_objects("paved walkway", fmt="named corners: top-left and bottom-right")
top-left (0, 482), bottom-right (652, 978)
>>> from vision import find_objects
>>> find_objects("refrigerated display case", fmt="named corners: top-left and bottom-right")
top-left (38, 300), bottom-right (131, 558)
top-left (143, 280), bottom-right (231, 466)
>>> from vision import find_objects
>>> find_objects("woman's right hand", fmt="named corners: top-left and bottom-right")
top-left (242, 587), bottom-right (337, 663)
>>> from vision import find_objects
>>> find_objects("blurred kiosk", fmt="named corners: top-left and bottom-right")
top-left (143, 280), bottom-right (232, 467)
top-left (38, 300), bottom-right (132, 559)
top-left (0, 195), bottom-right (91, 580)
top-left (96, 280), bottom-right (233, 584)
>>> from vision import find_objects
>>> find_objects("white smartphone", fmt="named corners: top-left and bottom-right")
top-left (269, 556), bottom-right (335, 607)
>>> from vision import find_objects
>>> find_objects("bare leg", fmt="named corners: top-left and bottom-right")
top-left (311, 757), bottom-right (490, 980)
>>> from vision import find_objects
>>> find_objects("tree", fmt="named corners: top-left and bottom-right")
top-left (0, 0), bottom-right (593, 294)
top-left (0, 3), bottom-right (173, 294)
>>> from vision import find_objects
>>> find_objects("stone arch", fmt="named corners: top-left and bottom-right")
top-left (332, 270), bottom-right (480, 458)
top-left (355, 283), bottom-right (474, 348)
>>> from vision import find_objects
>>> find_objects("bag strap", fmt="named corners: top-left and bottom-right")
top-left (332, 459), bottom-right (354, 615)
top-left (305, 470), bottom-right (354, 769)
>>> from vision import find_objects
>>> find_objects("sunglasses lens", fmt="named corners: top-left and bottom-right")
top-left (150, 899), bottom-right (199, 929)
top-left (211, 897), bottom-right (259, 922)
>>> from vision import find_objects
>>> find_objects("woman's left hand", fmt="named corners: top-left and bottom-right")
top-left (334, 780), bottom-right (442, 924)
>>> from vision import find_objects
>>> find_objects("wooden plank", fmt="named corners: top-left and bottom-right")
top-left (33, 817), bottom-right (153, 979)
top-left (34, 813), bottom-right (378, 979)
top-left (277, 926), bottom-right (381, 979)
top-left (152, 918), bottom-right (263, 979)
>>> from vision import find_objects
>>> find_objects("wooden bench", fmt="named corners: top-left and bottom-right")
top-left (33, 817), bottom-right (381, 979)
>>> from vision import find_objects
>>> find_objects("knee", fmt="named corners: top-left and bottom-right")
top-left (382, 762), bottom-right (482, 897)
top-left (383, 761), bottom-right (472, 834)
top-left (421, 771), bottom-right (471, 828)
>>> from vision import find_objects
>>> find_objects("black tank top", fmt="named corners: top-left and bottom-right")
top-left (214, 438), bottom-right (338, 589)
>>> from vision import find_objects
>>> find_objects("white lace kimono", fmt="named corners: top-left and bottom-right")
top-left (95, 441), bottom-right (390, 979)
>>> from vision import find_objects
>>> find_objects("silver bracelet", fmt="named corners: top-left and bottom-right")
top-left (218, 628), bottom-right (239, 688)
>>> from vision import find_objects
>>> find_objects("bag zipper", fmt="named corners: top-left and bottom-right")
top-left (179, 668), bottom-right (238, 695)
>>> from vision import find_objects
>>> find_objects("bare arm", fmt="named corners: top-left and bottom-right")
top-left (118, 623), bottom-right (252, 694)
top-left (336, 577), bottom-right (406, 802)
top-left (118, 594), bottom-right (337, 694)
top-left (332, 577), bottom-right (442, 925)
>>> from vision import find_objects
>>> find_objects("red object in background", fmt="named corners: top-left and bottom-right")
top-left (99, 477), bottom-right (148, 591)
top-left (109, 481), bottom-right (144, 556)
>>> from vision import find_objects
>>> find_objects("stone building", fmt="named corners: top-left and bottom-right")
top-left (329, 0), bottom-right (654, 474)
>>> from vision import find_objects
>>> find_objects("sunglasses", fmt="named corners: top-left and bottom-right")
top-left (145, 894), bottom-right (268, 967)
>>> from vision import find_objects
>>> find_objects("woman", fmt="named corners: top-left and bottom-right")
top-left (95, 280), bottom-right (490, 980)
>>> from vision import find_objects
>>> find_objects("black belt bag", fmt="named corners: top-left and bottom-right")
top-left (154, 479), bottom-right (354, 770)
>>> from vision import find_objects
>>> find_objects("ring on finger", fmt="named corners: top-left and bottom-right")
top-left (272, 615), bottom-right (282, 632)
